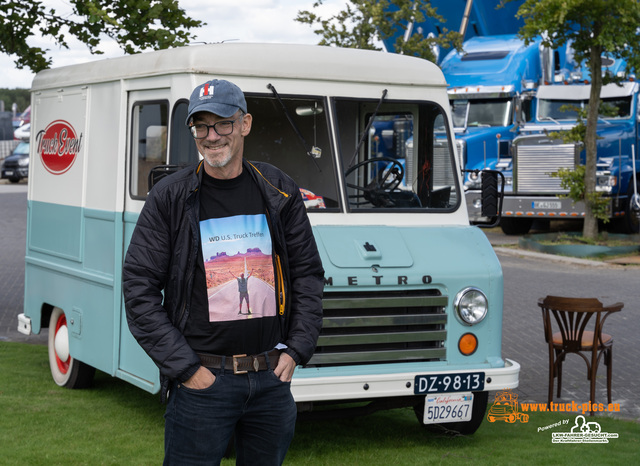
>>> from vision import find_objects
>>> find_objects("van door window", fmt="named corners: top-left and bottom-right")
top-left (243, 95), bottom-right (339, 210)
top-left (336, 99), bottom-right (459, 211)
top-left (170, 99), bottom-right (199, 166)
top-left (130, 101), bottom-right (169, 198)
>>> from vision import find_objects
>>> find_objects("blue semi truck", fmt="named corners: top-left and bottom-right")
top-left (404, 1), bottom-right (640, 234)
top-left (439, 34), bottom-right (549, 223)
top-left (475, 64), bottom-right (640, 235)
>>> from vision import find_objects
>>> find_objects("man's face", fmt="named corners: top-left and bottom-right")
top-left (191, 110), bottom-right (252, 178)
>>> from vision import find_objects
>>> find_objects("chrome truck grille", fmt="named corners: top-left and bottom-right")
top-left (307, 291), bottom-right (447, 367)
top-left (514, 138), bottom-right (579, 193)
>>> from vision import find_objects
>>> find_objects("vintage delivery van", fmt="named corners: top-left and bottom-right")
top-left (18, 43), bottom-right (519, 434)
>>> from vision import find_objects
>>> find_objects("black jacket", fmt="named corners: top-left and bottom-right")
top-left (122, 159), bottom-right (324, 400)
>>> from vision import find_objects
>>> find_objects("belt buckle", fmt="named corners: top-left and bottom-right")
top-left (232, 354), bottom-right (248, 374)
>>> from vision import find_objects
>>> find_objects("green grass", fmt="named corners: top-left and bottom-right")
top-left (1, 342), bottom-right (638, 465)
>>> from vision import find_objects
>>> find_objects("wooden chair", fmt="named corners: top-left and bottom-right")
top-left (538, 296), bottom-right (623, 415)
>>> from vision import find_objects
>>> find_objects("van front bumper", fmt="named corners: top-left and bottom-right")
top-left (17, 313), bottom-right (32, 335)
top-left (291, 359), bottom-right (520, 403)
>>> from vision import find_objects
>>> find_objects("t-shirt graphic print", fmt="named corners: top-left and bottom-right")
top-left (199, 213), bottom-right (276, 322)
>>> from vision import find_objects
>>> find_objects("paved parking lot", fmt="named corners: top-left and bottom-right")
top-left (495, 247), bottom-right (640, 422)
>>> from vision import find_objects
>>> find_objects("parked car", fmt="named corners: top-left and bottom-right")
top-left (11, 106), bottom-right (30, 129)
top-left (18, 106), bottom-right (30, 126)
top-left (1, 141), bottom-right (29, 182)
top-left (14, 123), bottom-right (30, 140)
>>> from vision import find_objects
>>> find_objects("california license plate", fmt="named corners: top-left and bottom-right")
top-left (414, 372), bottom-right (484, 394)
top-left (532, 200), bottom-right (561, 209)
top-left (422, 393), bottom-right (474, 424)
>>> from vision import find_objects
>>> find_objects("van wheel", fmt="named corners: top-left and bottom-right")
top-left (413, 391), bottom-right (488, 436)
top-left (500, 217), bottom-right (533, 235)
top-left (48, 307), bottom-right (95, 388)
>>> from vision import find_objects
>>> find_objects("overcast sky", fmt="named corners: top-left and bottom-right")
top-left (2, 0), bottom-right (345, 91)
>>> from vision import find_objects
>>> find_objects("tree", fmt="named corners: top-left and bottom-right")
top-left (295, 0), bottom-right (462, 63)
top-left (508, 0), bottom-right (640, 239)
top-left (0, 0), bottom-right (203, 73)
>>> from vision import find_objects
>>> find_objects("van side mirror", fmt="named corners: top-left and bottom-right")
top-left (463, 169), bottom-right (504, 228)
top-left (148, 165), bottom-right (181, 192)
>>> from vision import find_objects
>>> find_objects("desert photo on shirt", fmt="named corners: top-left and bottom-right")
top-left (200, 214), bottom-right (276, 322)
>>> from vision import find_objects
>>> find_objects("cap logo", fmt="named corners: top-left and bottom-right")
top-left (199, 83), bottom-right (215, 99)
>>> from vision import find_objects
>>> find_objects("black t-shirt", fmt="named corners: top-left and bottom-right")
top-left (185, 168), bottom-right (280, 355)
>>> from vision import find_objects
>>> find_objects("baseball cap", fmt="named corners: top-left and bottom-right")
top-left (185, 79), bottom-right (247, 125)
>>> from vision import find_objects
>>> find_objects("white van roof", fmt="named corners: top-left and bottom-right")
top-left (32, 42), bottom-right (446, 91)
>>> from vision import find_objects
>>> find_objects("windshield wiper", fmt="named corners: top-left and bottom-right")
top-left (539, 116), bottom-right (561, 125)
top-left (267, 83), bottom-right (321, 171)
top-left (348, 89), bottom-right (388, 168)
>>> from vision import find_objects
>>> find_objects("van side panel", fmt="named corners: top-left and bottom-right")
top-left (24, 83), bottom-right (147, 383)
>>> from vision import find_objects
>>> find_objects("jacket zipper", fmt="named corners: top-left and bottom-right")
top-left (275, 254), bottom-right (286, 315)
top-left (250, 161), bottom-right (288, 316)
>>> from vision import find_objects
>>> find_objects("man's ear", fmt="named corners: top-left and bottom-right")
top-left (241, 113), bottom-right (252, 136)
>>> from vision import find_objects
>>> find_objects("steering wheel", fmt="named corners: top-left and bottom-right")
top-left (345, 157), bottom-right (405, 207)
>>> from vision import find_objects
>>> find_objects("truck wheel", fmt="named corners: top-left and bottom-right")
top-left (500, 217), bottom-right (533, 235)
top-left (616, 180), bottom-right (640, 234)
top-left (413, 391), bottom-right (489, 436)
top-left (48, 307), bottom-right (95, 389)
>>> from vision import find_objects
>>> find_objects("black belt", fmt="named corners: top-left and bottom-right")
top-left (197, 350), bottom-right (281, 374)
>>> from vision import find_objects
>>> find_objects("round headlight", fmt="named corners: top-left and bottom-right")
top-left (454, 287), bottom-right (488, 325)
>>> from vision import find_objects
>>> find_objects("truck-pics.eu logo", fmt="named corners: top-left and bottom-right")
top-left (487, 390), bottom-right (529, 424)
top-left (36, 120), bottom-right (83, 174)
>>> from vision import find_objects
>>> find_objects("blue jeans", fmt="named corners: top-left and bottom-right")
top-left (163, 365), bottom-right (297, 466)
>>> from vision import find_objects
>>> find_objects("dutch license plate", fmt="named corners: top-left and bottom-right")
top-left (422, 393), bottom-right (474, 424)
top-left (414, 372), bottom-right (484, 394)
top-left (532, 200), bottom-right (561, 209)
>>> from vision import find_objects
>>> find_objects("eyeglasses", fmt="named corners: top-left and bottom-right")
top-left (189, 116), bottom-right (243, 139)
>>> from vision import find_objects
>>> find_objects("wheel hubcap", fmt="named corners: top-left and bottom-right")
top-left (54, 315), bottom-right (70, 373)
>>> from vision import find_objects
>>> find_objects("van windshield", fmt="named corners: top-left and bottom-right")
top-left (335, 99), bottom-right (460, 211)
top-left (244, 95), bottom-right (340, 210)
top-left (173, 94), bottom-right (459, 212)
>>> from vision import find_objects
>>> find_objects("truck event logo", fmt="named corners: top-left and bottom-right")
top-left (36, 120), bottom-right (83, 174)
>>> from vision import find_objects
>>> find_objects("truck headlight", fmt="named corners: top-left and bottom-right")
top-left (595, 175), bottom-right (616, 193)
top-left (454, 287), bottom-right (488, 325)
top-left (465, 171), bottom-right (481, 190)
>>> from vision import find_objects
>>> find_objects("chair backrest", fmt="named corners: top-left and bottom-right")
top-left (537, 296), bottom-right (623, 351)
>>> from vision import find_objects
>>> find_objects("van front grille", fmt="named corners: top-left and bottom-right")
top-left (307, 291), bottom-right (447, 367)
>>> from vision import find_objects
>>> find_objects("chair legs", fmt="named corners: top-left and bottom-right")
top-left (606, 347), bottom-right (613, 404)
top-left (548, 349), bottom-right (612, 416)
top-left (548, 350), bottom-right (566, 405)
top-left (556, 351), bottom-right (563, 398)
top-left (548, 348), bottom-right (557, 405)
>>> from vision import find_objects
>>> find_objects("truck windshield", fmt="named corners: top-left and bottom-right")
top-left (451, 99), bottom-right (512, 128)
top-left (335, 99), bottom-right (460, 211)
top-left (538, 96), bottom-right (632, 121)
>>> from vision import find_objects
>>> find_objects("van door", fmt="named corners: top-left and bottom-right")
top-left (118, 89), bottom-right (171, 392)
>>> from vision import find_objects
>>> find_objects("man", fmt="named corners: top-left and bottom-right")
top-left (229, 270), bottom-right (253, 315)
top-left (122, 79), bottom-right (324, 465)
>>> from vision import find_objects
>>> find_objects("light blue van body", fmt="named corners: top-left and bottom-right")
top-left (20, 43), bottom-right (519, 431)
